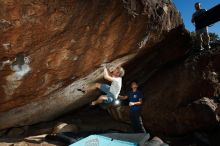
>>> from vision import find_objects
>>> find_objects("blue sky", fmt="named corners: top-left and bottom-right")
top-left (173, 0), bottom-right (220, 36)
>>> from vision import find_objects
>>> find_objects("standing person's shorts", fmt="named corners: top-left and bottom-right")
top-left (100, 84), bottom-right (114, 104)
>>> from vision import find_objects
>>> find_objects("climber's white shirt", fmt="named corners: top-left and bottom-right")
top-left (110, 77), bottom-right (122, 99)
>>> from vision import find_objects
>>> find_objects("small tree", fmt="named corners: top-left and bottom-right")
top-left (209, 32), bottom-right (219, 42)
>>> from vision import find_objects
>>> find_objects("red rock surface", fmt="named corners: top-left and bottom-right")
top-left (0, 0), bottom-right (219, 137)
top-left (0, 0), bottom-right (182, 130)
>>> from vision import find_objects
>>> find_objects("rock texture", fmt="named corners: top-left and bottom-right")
top-left (0, 0), bottom-right (182, 130)
top-left (0, 0), bottom-right (219, 137)
top-left (123, 45), bottom-right (220, 135)
top-left (0, 108), bottom-right (132, 146)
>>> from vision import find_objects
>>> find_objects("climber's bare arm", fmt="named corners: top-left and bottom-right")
top-left (103, 67), bottom-right (113, 82)
top-left (118, 95), bottom-right (128, 100)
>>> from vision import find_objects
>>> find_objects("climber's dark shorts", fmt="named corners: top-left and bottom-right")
top-left (100, 84), bottom-right (114, 103)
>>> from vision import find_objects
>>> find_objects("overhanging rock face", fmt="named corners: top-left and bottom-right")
top-left (0, 0), bottom-right (182, 130)
top-left (140, 48), bottom-right (220, 135)
top-left (115, 42), bottom-right (220, 135)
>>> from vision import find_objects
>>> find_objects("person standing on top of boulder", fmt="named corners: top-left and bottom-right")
top-left (119, 81), bottom-right (146, 133)
top-left (78, 65), bottom-right (125, 106)
top-left (191, 2), bottom-right (211, 50)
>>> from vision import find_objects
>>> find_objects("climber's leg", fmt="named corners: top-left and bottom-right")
top-left (91, 95), bottom-right (108, 106)
top-left (87, 83), bottom-right (101, 91)
top-left (77, 83), bottom-right (101, 93)
top-left (91, 84), bottom-right (114, 106)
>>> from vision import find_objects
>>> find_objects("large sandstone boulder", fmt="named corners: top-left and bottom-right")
top-left (0, 0), bottom-right (182, 130)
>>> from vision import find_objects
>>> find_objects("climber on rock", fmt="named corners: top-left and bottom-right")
top-left (78, 65), bottom-right (124, 106)
top-left (191, 2), bottom-right (211, 50)
top-left (119, 81), bottom-right (146, 133)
